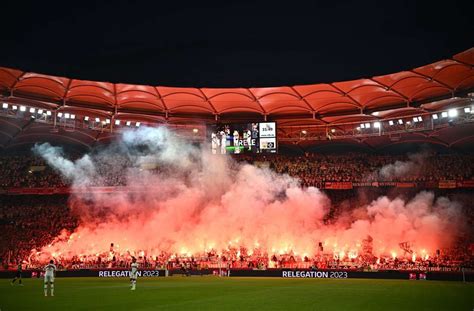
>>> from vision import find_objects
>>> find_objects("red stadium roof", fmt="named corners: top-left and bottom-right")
top-left (0, 48), bottom-right (473, 152)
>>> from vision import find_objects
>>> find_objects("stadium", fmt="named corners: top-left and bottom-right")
top-left (0, 2), bottom-right (473, 310)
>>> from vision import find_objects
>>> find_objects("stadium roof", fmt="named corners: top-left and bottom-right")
top-left (0, 48), bottom-right (473, 152)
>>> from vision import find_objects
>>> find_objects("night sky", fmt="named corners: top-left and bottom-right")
top-left (0, 1), bottom-right (472, 87)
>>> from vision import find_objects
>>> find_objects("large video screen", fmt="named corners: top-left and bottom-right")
top-left (209, 122), bottom-right (277, 154)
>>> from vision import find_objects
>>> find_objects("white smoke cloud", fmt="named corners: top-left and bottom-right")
top-left (33, 142), bottom-right (96, 186)
top-left (378, 151), bottom-right (430, 179)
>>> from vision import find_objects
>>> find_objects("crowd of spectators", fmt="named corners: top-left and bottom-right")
top-left (237, 152), bottom-right (474, 187)
top-left (0, 195), bottom-right (77, 268)
top-left (1, 190), bottom-right (473, 272)
top-left (24, 244), bottom-right (474, 273)
top-left (0, 151), bottom-right (473, 271)
top-left (0, 152), bottom-right (472, 189)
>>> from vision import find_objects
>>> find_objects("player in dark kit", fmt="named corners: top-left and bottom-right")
top-left (11, 262), bottom-right (23, 286)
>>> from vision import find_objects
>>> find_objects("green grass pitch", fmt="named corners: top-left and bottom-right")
top-left (1, 276), bottom-right (472, 310)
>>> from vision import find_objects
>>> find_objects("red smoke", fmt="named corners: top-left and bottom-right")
top-left (32, 127), bottom-right (465, 263)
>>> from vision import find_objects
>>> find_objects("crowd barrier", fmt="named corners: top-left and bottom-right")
top-left (1, 268), bottom-right (471, 282)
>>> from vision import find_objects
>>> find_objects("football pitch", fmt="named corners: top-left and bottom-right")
top-left (0, 276), bottom-right (472, 311)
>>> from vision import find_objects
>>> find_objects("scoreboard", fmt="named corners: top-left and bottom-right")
top-left (209, 122), bottom-right (277, 154)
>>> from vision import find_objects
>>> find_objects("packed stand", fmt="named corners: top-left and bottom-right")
top-left (1, 190), bottom-right (473, 272)
top-left (0, 195), bottom-right (78, 269)
top-left (1, 152), bottom-right (473, 189)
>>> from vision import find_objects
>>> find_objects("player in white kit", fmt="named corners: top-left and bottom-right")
top-left (130, 257), bottom-right (139, 290)
top-left (233, 130), bottom-right (240, 154)
top-left (44, 260), bottom-right (57, 297)
top-left (219, 130), bottom-right (227, 154)
top-left (211, 132), bottom-right (220, 154)
top-left (246, 129), bottom-right (252, 151)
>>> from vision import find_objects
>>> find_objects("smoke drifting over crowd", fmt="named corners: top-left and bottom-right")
top-left (32, 127), bottom-right (466, 262)
top-left (378, 151), bottom-right (429, 179)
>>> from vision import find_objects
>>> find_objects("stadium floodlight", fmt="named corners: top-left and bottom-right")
top-left (388, 120), bottom-right (394, 126)
top-left (360, 124), bottom-right (365, 129)
top-left (373, 122), bottom-right (381, 128)
top-left (432, 114), bottom-right (438, 119)
top-left (193, 128), bottom-right (199, 133)
top-left (29, 107), bottom-right (35, 113)
top-left (136, 122), bottom-right (141, 127)
top-left (58, 112), bottom-right (63, 118)
top-left (71, 114), bottom-right (75, 119)
top-left (126, 121), bottom-right (131, 126)
top-left (106, 118), bottom-right (111, 124)
top-left (38, 109), bottom-right (43, 114)
top-left (417, 116), bottom-right (422, 122)
top-left (413, 117), bottom-right (418, 122)
top-left (12, 105), bottom-right (18, 110)
top-left (364, 123), bottom-right (370, 128)
top-left (46, 110), bottom-right (52, 116)
top-left (371, 111), bottom-right (380, 116)
top-left (448, 109), bottom-right (458, 117)
top-left (115, 119), bottom-right (120, 125)
top-left (464, 107), bottom-right (471, 113)
top-left (356, 126), bottom-right (361, 130)
top-left (65, 113), bottom-right (70, 119)
top-left (84, 116), bottom-right (89, 121)
top-left (398, 119), bottom-right (403, 124)
top-left (330, 128), bottom-right (336, 133)
top-left (406, 121), bottom-right (411, 125)
top-left (20, 106), bottom-right (26, 112)
top-left (441, 111), bottom-right (448, 118)
top-left (2, 103), bottom-right (7, 109)
top-left (95, 117), bottom-right (100, 122)
top-left (301, 130), bottom-right (307, 134)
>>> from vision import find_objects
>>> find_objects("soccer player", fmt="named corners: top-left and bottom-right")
top-left (130, 257), bottom-right (138, 290)
top-left (11, 262), bottom-right (23, 286)
top-left (219, 130), bottom-right (227, 154)
top-left (211, 132), bottom-right (220, 154)
top-left (246, 128), bottom-right (252, 151)
top-left (233, 130), bottom-right (240, 154)
top-left (44, 260), bottom-right (57, 297)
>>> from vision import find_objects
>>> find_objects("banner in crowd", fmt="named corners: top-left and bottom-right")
top-left (324, 182), bottom-right (353, 190)
top-left (438, 180), bottom-right (457, 189)
top-left (459, 180), bottom-right (474, 188)
top-left (29, 165), bottom-right (46, 172)
top-left (395, 182), bottom-right (416, 188)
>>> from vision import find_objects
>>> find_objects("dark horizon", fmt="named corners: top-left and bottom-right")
top-left (0, 1), bottom-right (472, 88)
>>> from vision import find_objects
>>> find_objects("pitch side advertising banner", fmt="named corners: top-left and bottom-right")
top-left (98, 270), bottom-right (162, 277)
top-left (282, 270), bottom-right (348, 278)
top-left (0, 269), bottom-right (472, 281)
